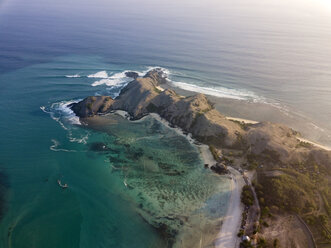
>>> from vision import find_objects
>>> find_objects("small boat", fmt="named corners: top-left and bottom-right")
top-left (57, 179), bottom-right (68, 189)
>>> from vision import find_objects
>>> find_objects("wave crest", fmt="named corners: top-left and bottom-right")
top-left (41, 100), bottom-right (90, 144)
top-left (87, 71), bottom-right (108, 78)
top-left (65, 74), bottom-right (81, 78)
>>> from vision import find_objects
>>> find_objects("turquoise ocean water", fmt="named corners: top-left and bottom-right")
top-left (1, 0), bottom-right (331, 247)
top-left (0, 56), bottom-right (230, 247)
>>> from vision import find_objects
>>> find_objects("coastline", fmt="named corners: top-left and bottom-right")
top-left (297, 137), bottom-right (331, 151)
top-left (160, 80), bottom-right (331, 152)
top-left (214, 167), bottom-right (245, 248)
top-left (70, 69), bottom-right (331, 247)
top-left (225, 117), bottom-right (258, 125)
top-left (146, 112), bottom-right (245, 248)
top-left (112, 110), bottom-right (245, 248)
top-left (162, 81), bottom-right (331, 149)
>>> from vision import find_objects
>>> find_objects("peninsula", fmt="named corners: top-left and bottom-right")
top-left (71, 69), bottom-right (331, 247)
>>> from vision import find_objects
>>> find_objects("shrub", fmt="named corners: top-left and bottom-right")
top-left (241, 185), bottom-right (254, 206)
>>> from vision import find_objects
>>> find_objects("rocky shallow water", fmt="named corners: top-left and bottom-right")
top-left (84, 113), bottom-right (231, 247)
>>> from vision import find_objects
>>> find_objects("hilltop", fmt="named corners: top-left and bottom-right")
top-left (70, 69), bottom-right (331, 247)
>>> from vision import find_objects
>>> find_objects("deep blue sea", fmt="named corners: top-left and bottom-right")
top-left (1, 0), bottom-right (331, 247)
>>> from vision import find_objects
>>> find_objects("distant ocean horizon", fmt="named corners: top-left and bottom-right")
top-left (1, 0), bottom-right (331, 247)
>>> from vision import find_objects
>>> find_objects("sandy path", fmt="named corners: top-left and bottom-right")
top-left (214, 167), bottom-right (245, 248)
top-left (198, 144), bottom-right (216, 166)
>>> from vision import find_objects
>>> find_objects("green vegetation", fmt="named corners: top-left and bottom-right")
top-left (209, 145), bottom-right (220, 161)
top-left (153, 86), bottom-right (162, 94)
top-left (87, 102), bottom-right (93, 111)
top-left (256, 170), bottom-right (316, 213)
top-left (254, 162), bottom-right (331, 245)
top-left (241, 185), bottom-right (254, 206)
top-left (146, 103), bottom-right (164, 113)
top-left (229, 119), bottom-right (252, 130)
top-left (237, 229), bottom-right (244, 237)
top-left (206, 99), bottom-right (215, 109)
top-left (190, 112), bottom-right (203, 129)
top-left (273, 239), bottom-right (280, 248)
top-left (296, 140), bottom-right (313, 148)
top-left (321, 189), bottom-right (331, 216)
top-left (234, 132), bottom-right (247, 149)
top-left (257, 237), bottom-right (267, 248)
top-left (240, 240), bottom-right (253, 248)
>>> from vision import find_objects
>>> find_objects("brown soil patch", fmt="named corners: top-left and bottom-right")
top-left (260, 215), bottom-right (310, 248)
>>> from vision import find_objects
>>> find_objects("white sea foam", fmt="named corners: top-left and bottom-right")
top-left (67, 65), bottom-right (261, 103)
top-left (91, 70), bottom-right (134, 87)
top-left (65, 74), bottom-right (81, 78)
top-left (90, 67), bottom-right (169, 87)
top-left (50, 100), bottom-right (81, 125)
top-left (169, 80), bottom-right (260, 101)
top-left (50, 139), bottom-right (77, 152)
top-left (68, 133), bottom-right (89, 144)
top-left (87, 71), bottom-right (109, 78)
top-left (41, 100), bottom-right (90, 144)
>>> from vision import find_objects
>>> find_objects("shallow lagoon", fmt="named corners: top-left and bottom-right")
top-left (0, 57), bottom-right (230, 247)
top-left (84, 113), bottom-right (231, 247)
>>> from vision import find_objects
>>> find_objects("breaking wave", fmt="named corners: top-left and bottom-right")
top-left (87, 71), bottom-right (109, 78)
top-left (169, 80), bottom-right (260, 101)
top-left (90, 67), bottom-right (169, 87)
top-left (65, 74), bottom-right (81, 78)
top-left (40, 100), bottom-right (89, 144)
top-left (65, 66), bottom-right (261, 102)
top-left (50, 139), bottom-right (77, 152)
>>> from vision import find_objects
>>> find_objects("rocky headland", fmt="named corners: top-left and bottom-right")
top-left (70, 69), bottom-right (331, 247)
top-left (71, 69), bottom-right (331, 168)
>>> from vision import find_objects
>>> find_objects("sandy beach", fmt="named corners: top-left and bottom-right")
top-left (149, 112), bottom-right (245, 248)
top-left (197, 141), bottom-right (245, 248)
top-left (297, 137), bottom-right (331, 151)
top-left (213, 167), bottom-right (245, 248)
top-left (225, 116), bottom-right (259, 124)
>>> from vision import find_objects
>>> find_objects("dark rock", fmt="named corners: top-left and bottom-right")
top-left (89, 142), bottom-right (112, 152)
top-left (70, 96), bottom-right (114, 118)
top-left (210, 163), bottom-right (228, 175)
top-left (125, 71), bottom-right (139, 79)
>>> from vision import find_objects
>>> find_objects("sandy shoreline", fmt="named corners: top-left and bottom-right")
top-left (143, 112), bottom-right (245, 248)
top-left (162, 81), bottom-right (331, 150)
top-left (226, 116), bottom-right (259, 124)
top-left (109, 94), bottom-right (328, 248)
top-left (297, 137), bottom-right (331, 151)
top-left (154, 114), bottom-right (245, 248)
top-left (110, 109), bottom-right (247, 248)
top-left (213, 167), bottom-right (245, 248)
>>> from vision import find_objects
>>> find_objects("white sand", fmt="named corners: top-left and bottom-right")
top-left (198, 144), bottom-right (216, 166)
top-left (113, 111), bottom-right (246, 247)
top-left (147, 113), bottom-right (246, 248)
top-left (225, 116), bottom-right (331, 152)
top-left (156, 85), bottom-right (165, 92)
top-left (297, 137), bottom-right (331, 151)
top-left (214, 167), bottom-right (245, 248)
top-left (226, 116), bottom-right (259, 124)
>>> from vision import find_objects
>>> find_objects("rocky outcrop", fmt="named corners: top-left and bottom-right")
top-left (210, 163), bottom-right (228, 175)
top-left (125, 71), bottom-right (139, 79)
top-left (71, 69), bottom-right (245, 148)
top-left (70, 96), bottom-right (113, 118)
top-left (70, 68), bottom-right (331, 167)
